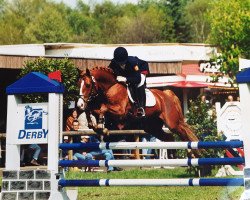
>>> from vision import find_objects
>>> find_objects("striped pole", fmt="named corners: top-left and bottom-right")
top-left (59, 157), bottom-right (244, 168)
top-left (59, 141), bottom-right (243, 150)
top-left (58, 178), bottom-right (244, 187)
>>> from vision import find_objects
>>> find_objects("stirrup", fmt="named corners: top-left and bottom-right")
top-left (137, 107), bottom-right (145, 117)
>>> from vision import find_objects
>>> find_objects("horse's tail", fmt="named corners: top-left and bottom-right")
top-left (175, 122), bottom-right (199, 142)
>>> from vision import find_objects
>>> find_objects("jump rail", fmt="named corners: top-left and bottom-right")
top-left (58, 178), bottom-right (244, 187)
top-left (59, 141), bottom-right (244, 150)
top-left (62, 128), bottom-right (171, 136)
top-left (59, 157), bottom-right (244, 168)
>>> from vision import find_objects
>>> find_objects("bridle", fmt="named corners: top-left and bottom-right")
top-left (79, 75), bottom-right (99, 109)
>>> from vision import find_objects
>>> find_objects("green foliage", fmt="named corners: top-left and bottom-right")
top-left (0, 0), bottom-right (6, 14)
top-left (0, 0), bottom-right (248, 73)
top-left (209, 45), bottom-right (241, 85)
top-left (167, 0), bottom-right (191, 42)
top-left (24, 6), bottom-right (71, 43)
top-left (208, 0), bottom-right (250, 57)
top-left (19, 57), bottom-right (79, 107)
top-left (115, 5), bottom-right (168, 43)
top-left (184, 0), bottom-right (211, 43)
top-left (206, 0), bottom-right (250, 84)
top-left (185, 98), bottom-right (224, 158)
top-left (0, 0), bottom-right (178, 44)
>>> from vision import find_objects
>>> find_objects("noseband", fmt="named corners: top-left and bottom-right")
top-left (79, 76), bottom-right (99, 108)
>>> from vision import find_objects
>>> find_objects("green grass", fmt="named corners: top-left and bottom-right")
top-left (65, 167), bottom-right (244, 200)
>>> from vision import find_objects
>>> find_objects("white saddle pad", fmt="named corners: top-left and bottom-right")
top-left (127, 88), bottom-right (156, 107)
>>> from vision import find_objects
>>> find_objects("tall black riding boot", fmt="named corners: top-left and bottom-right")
top-left (136, 85), bottom-right (146, 117)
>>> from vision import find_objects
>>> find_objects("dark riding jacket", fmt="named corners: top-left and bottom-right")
top-left (109, 56), bottom-right (149, 85)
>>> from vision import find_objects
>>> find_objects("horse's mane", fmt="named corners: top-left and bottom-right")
top-left (89, 66), bottom-right (116, 81)
top-left (90, 66), bottom-right (115, 75)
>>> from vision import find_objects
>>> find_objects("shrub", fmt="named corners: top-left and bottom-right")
top-left (19, 57), bottom-right (79, 107)
top-left (185, 98), bottom-right (224, 158)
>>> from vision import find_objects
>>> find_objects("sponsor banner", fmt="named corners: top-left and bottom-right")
top-left (15, 103), bottom-right (48, 144)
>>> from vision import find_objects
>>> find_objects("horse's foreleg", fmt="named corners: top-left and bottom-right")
top-left (95, 104), bottom-right (109, 135)
top-left (85, 110), bottom-right (95, 129)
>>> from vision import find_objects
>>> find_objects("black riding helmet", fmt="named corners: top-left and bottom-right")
top-left (114, 47), bottom-right (128, 64)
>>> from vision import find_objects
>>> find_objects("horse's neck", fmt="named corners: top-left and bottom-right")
top-left (92, 70), bottom-right (116, 92)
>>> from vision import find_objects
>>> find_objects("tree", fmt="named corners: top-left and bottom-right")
top-left (116, 5), bottom-right (167, 43)
top-left (0, 0), bottom-right (6, 14)
top-left (208, 0), bottom-right (250, 57)
top-left (67, 3), bottom-right (101, 43)
top-left (0, 0), bottom-right (72, 44)
top-left (137, 1), bottom-right (175, 43)
top-left (184, 0), bottom-right (211, 43)
top-left (207, 0), bottom-right (250, 84)
top-left (0, 12), bottom-right (27, 44)
top-left (92, 1), bottom-right (122, 43)
top-left (167, 0), bottom-right (191, 42)
top-left (19, 58), bottom-right (79, 107)
top-left (24, 6), bottom-right (71, 43)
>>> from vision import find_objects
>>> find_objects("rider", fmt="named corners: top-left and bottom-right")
top-left (108, 47), bottom-right (149, 117)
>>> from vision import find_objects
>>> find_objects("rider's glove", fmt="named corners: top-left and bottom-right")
top-left (117, 76), bottom-right (127, 82)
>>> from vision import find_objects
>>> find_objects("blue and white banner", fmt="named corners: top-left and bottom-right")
top-left (16, 103), bottom-right (48, 144)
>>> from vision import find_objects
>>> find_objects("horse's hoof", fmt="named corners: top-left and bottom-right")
top-left (103, 128), bottom-right (110, 136)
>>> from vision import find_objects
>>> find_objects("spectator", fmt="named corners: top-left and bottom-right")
top-left (62, 136), bottom-right (69, 160)
top-left (78, 111), bottom-right (97, 129)
top-left (71, 119), bottom-right (80, 131)
top-left (141, 135), bottom-right (158, 159)
top-left (73, 136), bottom-right (93, 161)
top-left (88, 136), bottom-right (123, 173)
top-left (62, 136), bottom-right (70, 171)
top-left (104, 115), bottom-right (133, 159)
top-left (29, 144), bottom-right (41, 166)
top-left (70, 119), bottom-right (82, 144)
top-left (68, 119), bottom-right (92, 171)
top-left (200, 94), bottom-right (210, 104)
top-left (227, 95), bottom-right (234, 102)
top-left (65, 108), bottom-right (78, 131)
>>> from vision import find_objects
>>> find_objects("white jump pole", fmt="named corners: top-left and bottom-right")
top-left (48, 93), bottom-right (69, 200)
top-left (237, 67), bottom-right (250, 200)
top-left (5, 95), bottom-right (22, 170)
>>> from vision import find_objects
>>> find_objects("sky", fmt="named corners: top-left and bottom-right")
top-left (53, 0), bottom-right (139, 8)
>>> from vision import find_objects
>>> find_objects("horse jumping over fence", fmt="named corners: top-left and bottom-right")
top-left (77, 67), bottom-right (200, 155)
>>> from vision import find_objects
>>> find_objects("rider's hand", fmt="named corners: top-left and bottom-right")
top-left (117, 76), bottom-right (127, 82)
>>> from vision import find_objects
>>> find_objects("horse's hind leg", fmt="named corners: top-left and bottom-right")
top-left (144, 118), bottom-right (176, 158)
top-left (144, 118), bottom-right (172, 141)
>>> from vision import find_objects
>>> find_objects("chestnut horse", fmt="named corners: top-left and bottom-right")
top-left (77, 67), bottom-right (199, 146)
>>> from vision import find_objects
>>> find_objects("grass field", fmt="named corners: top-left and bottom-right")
top-left (65, 167), bottom-right (244, 200)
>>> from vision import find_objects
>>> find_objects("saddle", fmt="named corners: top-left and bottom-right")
top-left (127, 88), bottom-right (156, 107)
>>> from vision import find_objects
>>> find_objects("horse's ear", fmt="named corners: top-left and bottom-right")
top-left (77, 68), bottom-right (84, 77)
top-left (86, 68), bottom-right (91, 76)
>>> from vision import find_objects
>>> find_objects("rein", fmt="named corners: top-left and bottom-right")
top-left (79, 75), bottom-right (99, 109)
top-left (79, 68), bottom-right (119, 110)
